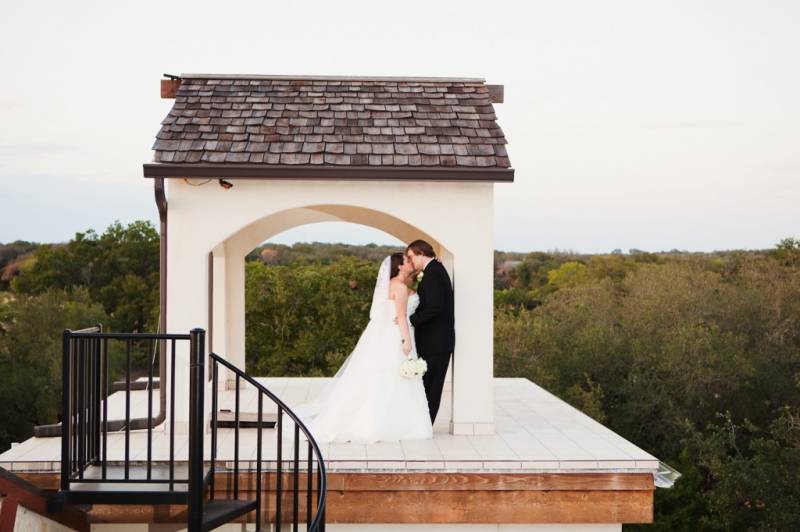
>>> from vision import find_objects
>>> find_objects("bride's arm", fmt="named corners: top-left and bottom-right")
top-left (392, 284), bottom-right (413, 356)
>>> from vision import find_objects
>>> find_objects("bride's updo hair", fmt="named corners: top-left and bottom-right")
top-left (389, 252), bottom-right (405, 279)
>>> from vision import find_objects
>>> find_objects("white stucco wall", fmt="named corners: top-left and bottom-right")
top-left (166, 177), bottom-right (495, 436)
top-left (0, 499), bottom-right (77, 532)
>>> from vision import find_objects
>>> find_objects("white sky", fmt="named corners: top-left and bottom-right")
top-left (1, 1), bottom-right (797, 253)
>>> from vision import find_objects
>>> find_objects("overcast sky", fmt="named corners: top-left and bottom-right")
top-left (1, 1), bottom-right (797, 253)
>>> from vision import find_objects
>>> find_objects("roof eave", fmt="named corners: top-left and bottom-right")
top-left (142, 163), bottom-right (514, 182)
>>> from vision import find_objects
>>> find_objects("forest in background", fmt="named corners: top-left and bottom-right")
top-left (1, 221), bottom-right (799, 530)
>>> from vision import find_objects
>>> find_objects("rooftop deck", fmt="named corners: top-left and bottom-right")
top-left (1, 377), bottom-right (658, 475)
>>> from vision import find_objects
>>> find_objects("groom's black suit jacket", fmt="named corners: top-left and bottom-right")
top-left (410, 259), bottom-right (455, 356)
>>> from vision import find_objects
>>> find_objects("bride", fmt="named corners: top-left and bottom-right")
top-left (291, 252), bottom-right (433, 443)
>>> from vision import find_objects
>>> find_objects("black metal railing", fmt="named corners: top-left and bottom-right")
top-left (59, 326), bottom-right (327, 531)
top-left (60, 326), bottom-right (193, 492)
top-left (208, 353), bottom-right (328, 531)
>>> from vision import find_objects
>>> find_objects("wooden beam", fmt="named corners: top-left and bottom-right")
top-left (161, 79), bottom-right (181, 99)
top-left (0, 496), bottom-right (18, 532)
top-left (17, 471), bottom-right (655, 494)
top-left (207, 471), bottom-right (654, 524)
top-left (82, 489), bottom-right (652, 525)
top-left (85, 504), bottom-right (188, 525)
top-left (332, 472), bottom-right (653, 491)
top-left (12, 473), bottom-right (60, 491)
top-left (487, 84), bottom-right (504, 103)
top-left (322, 489), bottom-right (653, 524)
top-left (208, 471), bottom-right (653, 492)
top-left (0, 469), bottom-right (89, 532)
top-left (17, 471), bottom-right (654, 525)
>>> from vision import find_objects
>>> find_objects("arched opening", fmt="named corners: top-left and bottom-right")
top-left (207, 205), bottom-right (455, 423)
top-left (244, 222), bottom-right (403, 377)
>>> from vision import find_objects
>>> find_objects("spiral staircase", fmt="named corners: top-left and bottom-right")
top-left (1, 326), bottom-right (326, 532)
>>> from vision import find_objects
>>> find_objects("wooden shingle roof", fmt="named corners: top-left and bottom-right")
top-left (144, 74), bottom-right (513, 181)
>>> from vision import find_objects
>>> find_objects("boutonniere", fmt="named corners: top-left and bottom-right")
top-left (412, 270), bottom-right (423, 291)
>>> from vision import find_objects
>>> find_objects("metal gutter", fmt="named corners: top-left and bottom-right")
top-left (143, 163), bottom-right (514, 182)
top-left (654, 461), bottom-right (682, 488)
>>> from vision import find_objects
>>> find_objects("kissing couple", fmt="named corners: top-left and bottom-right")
top-left (292, 239), bottom-right (455, 443)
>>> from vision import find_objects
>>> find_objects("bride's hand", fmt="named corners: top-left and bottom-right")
top-left (402, 341), bottom-right (412, 355)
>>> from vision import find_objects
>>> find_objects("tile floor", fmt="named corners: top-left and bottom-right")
top-left (0, 378), bottom-right (659, 474)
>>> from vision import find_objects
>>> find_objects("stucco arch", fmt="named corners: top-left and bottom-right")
top-left (217, 204), bottom-right (451, 261)
top-left (167, 178), bottom-right (494, 436)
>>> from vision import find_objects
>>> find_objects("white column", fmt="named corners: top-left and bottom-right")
top-left (211, 244), bottom-right (227, 356)
top-left (449, 205), bottom-right (495, 436)
top-left (166, 213), bottom-right (209, 433)
top-left (211, 244), bottom-right (235, 395)
top-left (225, 249), bottom-right (247, 387)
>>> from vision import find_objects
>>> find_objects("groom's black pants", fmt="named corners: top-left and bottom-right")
top-left (421, 351), bottom-right (452, 424)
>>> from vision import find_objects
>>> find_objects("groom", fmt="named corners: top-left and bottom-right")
top-left (406, 239), bottom-right (455, 425)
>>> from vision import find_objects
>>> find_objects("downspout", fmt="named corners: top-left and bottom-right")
top-left (154, 177), bottom-right (168, 426)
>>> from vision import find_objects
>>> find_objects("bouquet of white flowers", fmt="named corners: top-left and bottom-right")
top-left (399, 355), bottom-right (427, 379)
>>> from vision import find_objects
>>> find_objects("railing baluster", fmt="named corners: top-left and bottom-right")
top-left (210, 361), bottom-right (218, 500)
top-left (256, 392), bottom-right (263, 531)
top-left (83, 337), bottom-right (89, 470)
top-left (102, 338), bottom-right (108, 480)
top-left (293, 423), bottom-right (300, 531)
top-left (125, 338), bottom-right (131, 480)
top-left (317, 454), bottom-right (324, 532)
top-left (234, 374), bottom-right (240, 499)
top-left (91, 337), bottom-right (95, 462)
top-left (71, 339), bottom-right (77, 478)
top-left (187, 329), bottom-right (206, 532)
top-left (77, 338), bottom-right (85, 479)
top-left (86, 337), bottom-right (92, 466)
top-left (60, 331), bottom-right (71, 491)
top-left (92, 337), bottom-right (98, 462)
top-left (96, 328), bottom-right (103, 465)
top-left (95, 335), bottom-right (101, 462)
top-left (169, 338), bottom-right (176, 489)
top-left (86, 337), bottom-right (92, 463)
top-left (90, 337), bottom-right (95, 463)
top-left (147, 339), bottom-right (154, 480)
top-left (188, 329), bottom-right (206, 532)
top-left (276, 405), bottom-right (283, 531)
top-left (307, 441), bottom-right (312, 529)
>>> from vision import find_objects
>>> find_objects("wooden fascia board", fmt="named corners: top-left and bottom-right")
top-left (142, 163), bottom-right (514, 182)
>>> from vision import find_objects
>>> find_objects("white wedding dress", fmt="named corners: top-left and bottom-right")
top-left (290, 257), bottom-right (433, 444)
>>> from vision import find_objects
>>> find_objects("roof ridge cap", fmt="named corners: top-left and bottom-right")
top-left (179, 73), bottom-right (487, 83)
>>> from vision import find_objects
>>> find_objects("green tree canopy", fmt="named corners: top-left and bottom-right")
top-left (0, 288), bottom-right (107, 449)
top-left (12, 221), bottom-right (159, 334)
